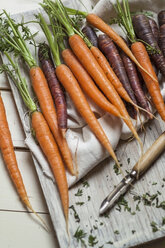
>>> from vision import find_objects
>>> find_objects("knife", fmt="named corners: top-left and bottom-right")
top-left (99, 132), bottom-right (165, 215)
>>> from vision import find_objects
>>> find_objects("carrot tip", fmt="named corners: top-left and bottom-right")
top-left (61, 128), bottom-right (67, 139)
top-left (25, 200), bottom-right (50, 232)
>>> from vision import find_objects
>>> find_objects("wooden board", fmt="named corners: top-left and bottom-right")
top-left (0, 2), bottom-right (165, 248)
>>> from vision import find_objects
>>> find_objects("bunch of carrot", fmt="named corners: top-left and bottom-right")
top-left (0, 0), bottom-right (165, 233)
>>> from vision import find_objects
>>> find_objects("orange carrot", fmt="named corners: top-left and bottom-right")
top-left (69, 34), bottom-right (142, 148)
top-left (56, 63), bottom-right (120, 167)
top-left (61, 48), bottom-right (122, 118)
top-left (31, 111), bottom-right (69, 222)
top-left (86, 13), bottom-right (156, 82)
top-left (0, 94), bottom-right (31, 208)
top-left (30, 66), bottom-right (74, 175)
top-left (131, 42), bottom-right (165, 121)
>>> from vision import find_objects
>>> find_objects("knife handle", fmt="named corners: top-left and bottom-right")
top-left (133, 132), bottom-right (165, 175)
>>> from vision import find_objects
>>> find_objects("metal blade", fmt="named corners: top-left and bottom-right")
top-left (99, 170), bottom-right (137, 215)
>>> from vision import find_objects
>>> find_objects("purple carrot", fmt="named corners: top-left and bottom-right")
top-left (158, 10), bottom-right (165, 27)
top-left (132, 14), bottom-right (165, 77)
top-left (38, 43), bottom-right (67, 136)
top-left (82, 25), bottom-right (98, 47)
top-left (148, 18), bottom-right (159, 42)
top-left (98, 34), bottom-right (137, 119)
top-left (120, 49), bottom-right (151, 118)
top-left (159, 24), bottom-right (165, 57)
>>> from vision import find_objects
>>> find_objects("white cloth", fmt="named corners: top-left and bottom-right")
top-left (1, 0), bottom-right (165, 187)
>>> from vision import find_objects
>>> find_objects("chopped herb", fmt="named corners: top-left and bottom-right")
top-left (100, 222), bottom-right (104, 226)
top-left (106, 241), bottom-right (113, 244)
top-left (88, 196), bottom-right (91, 201)
top-left (150, 221), bottom-right (159, 232)
top-left (114, 230), bottom-right (120, 235)
top-left (152, 182), bottom-right (157, 185)
top-left (75, 188), bottom-right (83, 196)
top-left (136, 204), bottom-right (140, 211)
top-left (88, 235), bottom-right (98, 247)
top-left (125, 169), bottom-right (130, 174)
top-left (93, 225), bottom-right (98, 230)
top-left (162, 217), bottom-right (165, 226)
top-left (113, 163), bottom-right (122, 175)
top-left (127, 158), bottom-right (130, 164)
top-left (83, 181), bottom-right (90, 188)
top-left (103, 212), bottom-right (109, 218)
top-left (69, 205), bottom-right (80, 223)
top-left (74, 226), bottom-right (87, 247)
top-left (99, 246), bottom-right (104, 248)
top-left (76, 202), bottom-right (84, 206)
top-left (157, 201), bottom-right (165, 210)
top-left (132, 230), bottom-right (136, 234)
top-left (157, 190), bottom-right (161, 195)
top-left (163, 178), bottom-right (165, 182)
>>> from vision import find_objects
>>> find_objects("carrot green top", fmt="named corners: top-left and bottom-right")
top-left (0, 10), bottom-right (37, 68)
top-left (0, 52), bottom-right (37, 113)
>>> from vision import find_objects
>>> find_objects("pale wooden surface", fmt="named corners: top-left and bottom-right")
top-left (0, 0), bottom-right (165, 247)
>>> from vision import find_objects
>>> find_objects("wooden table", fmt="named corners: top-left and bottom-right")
top-left (0, 1), bottom-right (165, 247)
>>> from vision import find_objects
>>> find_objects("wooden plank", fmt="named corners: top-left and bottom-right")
top-left (1, 91), bottom-right (26, 148)
top-left (0, 211), bottom-right (59, 248)
top-left (0, 150), bottom-right (49, 213)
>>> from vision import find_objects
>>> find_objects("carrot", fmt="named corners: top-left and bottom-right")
top-left (1, 53), bottom-right (69, 225)
top-left (38, 43), bottom-right (67, 137)
top-left (131, 41), bottom-right (165, 121)
top-left (31, 111), bottom-right (68, 222)
top-left (148, 18), bottom-right (159, 42)
top-left (82, 25), bottom-right (98, 48)
top-left (0, 94), bottom-right (31, 209)
top-left (37, 11), bottom-right (121, 170)
top-left (158, 10), bottom-right (165, 27)
top-left (98, 34), bottom-right (138, 118)
top-left (61, 48), bottom-right (122, 118)
top-left (132, 14), bottom-right (165, 77)
top-left (113, 0), bottom-right (165, 121)
top-left (159, 24), bottom-right (165, 57)
top-left (119, 43), bottom-right (151, 117)
top-left (29, 66), bottom-right (74, 175)
top-left (0, 10), bottom-right (75, 176)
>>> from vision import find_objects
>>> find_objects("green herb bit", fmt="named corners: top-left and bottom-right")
top-left (113, 162), bottom-right (122, 175)
top-left (88, 196), bottom-right (91, 201)
top-left (162, 217), bottom-right (165, 226)
top-left (82, 181), bottom-right (90, 188)
top-left (75, 188), bottom-right (83, 196)
top-left (157, 201), bottom-right (165, 210)
top-left (114, 230), bottom-right (120, 235)
top-left (132, 230), bottom-right (136, 234)
top-left (150, 221), bottom-right (159, 233)
top-left (76, 202), bottom-right (84, 206)
top-left (69, 205), bottom-right (80, 223)
top-left (88, 235), bottom-right (98, 247)
top-left (74, 226), bottom-right (87, 247)
top-left (106, 241), bottom-right (114, 244)
top-left (152, 182), bottom-right (157, 185)
top-left (127, 158), bottom-right (130, 164)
